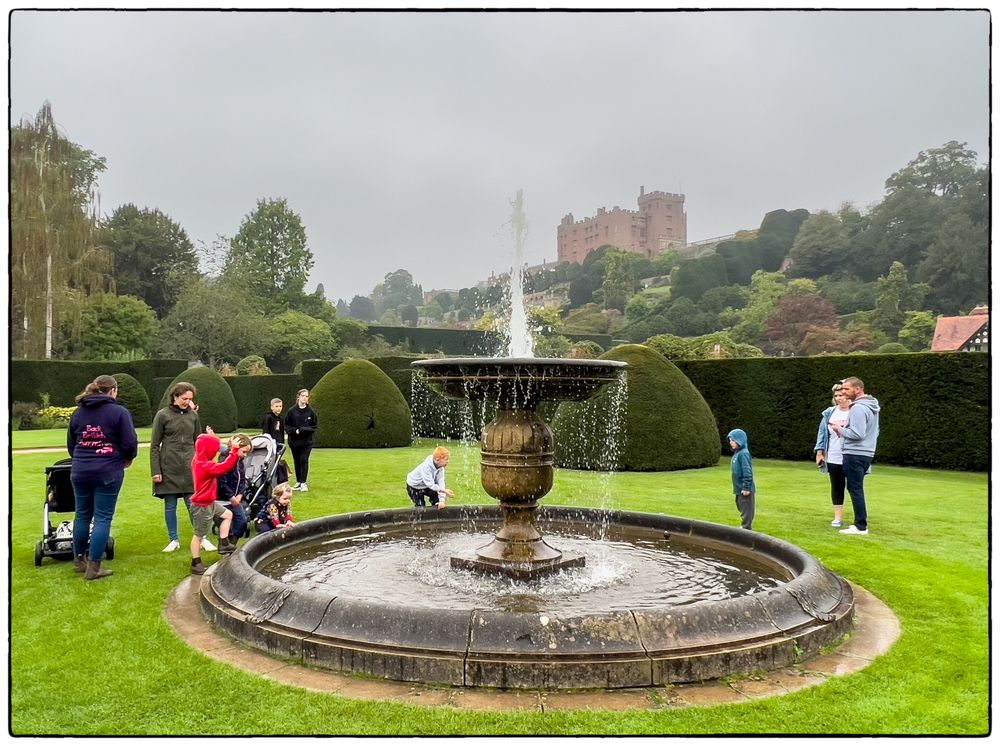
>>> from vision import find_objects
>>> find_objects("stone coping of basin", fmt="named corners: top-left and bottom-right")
top-left (191, 506), bottom-right (862, 690)
top-left (166, 573), bottom-right (899, 711)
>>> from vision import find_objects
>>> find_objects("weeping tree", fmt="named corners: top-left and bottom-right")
top-left (10, 101), bottom-right (111, 358)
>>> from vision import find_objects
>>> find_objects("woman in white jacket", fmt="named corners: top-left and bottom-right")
top-left (814, 382), bottom-right (852, 527)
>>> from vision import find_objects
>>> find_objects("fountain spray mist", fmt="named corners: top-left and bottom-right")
top-left (505, 189), bottom-right (534, 358)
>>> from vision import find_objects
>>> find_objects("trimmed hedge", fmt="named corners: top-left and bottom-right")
top-left (552, 344), bottom-right (720, 471)
top-left (111, 372), bottom-right (152, 427)
top-left (365, 325), bottom-right (613, 356)
top-left (156, 367), bottom-right (238, 434)
top-left (674, 351), bottom-right (988, 471)
top-left (299, 360), bottom-right (343, 391)
top-left (310, 359), bottom-right (412, 448)
top-left (11, 358), bottom-right (187, 406)
top-left (224, 374), bottom-right (302, 429)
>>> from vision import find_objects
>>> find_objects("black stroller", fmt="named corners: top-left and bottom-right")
top-left (35, 459), bottom-right (115, 566)
top-left (243, 434), bottom-right (288, 527)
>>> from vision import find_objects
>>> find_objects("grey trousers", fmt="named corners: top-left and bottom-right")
top-left (735, 492), bottom-right (755, 531)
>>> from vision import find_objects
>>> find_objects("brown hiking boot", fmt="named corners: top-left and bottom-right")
top-left (191, 558), bottom-right (207, 575)
top-left (218, 537), bottom-right (236, 555)
top-left (73, 555), bottom-right (87, 573)
top-left (84, 559), bottom-right (113, 580)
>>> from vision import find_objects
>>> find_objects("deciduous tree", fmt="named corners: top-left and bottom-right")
top-left (916, 212), bottom-right (988, 315)
top-left (762, 293), bottom-right (839, 356)
top-left (788, 210), bottom-right (850, 278)
top-left (156, 276), bottom-right (270, 366)
top-left (11, 102), bottom-right (110, 358)
top-left (226, 197), bottom-right (313, 306)
top-left (58, 293), bottom-right (158, 360)
top-left (97, 204), bottom-right (197, 318)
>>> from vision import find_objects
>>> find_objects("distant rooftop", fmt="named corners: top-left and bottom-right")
top-left (931, 306), bottom-right (989, 352)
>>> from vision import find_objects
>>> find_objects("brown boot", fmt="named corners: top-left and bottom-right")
top-left (73, 555), bottom-right (87, 573)
top-left (218, 537), bottom-right (236, 555)
top-left (191, 558), bottom-right (207, 575)
top-left (84, 558), bottom-right (113, 580)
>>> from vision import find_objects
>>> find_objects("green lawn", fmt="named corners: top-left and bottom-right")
top-left (10, 435), bottom-right (988, 735)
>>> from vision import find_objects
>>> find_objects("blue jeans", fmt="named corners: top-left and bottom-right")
top-left (72, 475), bottom-right (124, 561)
top-left (842, 454), bottom-right (872, 531)
top-left (223, 500), bottom-right (248, 539)
top-left (162, 493), bottom-right (192, 541)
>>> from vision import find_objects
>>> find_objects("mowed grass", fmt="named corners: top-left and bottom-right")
top-left (9, 435), bottom-right (989, 735)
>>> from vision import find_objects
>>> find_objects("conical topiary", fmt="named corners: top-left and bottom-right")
top-left (157, 366), bottom-right (238, 433)
top-left (552, 344), bottom-right (720, 471)
top-left (111, 372), bottom-right (152, 427)
top-left (311, 359), bottom-right (412, 448)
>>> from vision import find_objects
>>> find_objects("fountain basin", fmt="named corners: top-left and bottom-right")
top-left (199, 506), bottom-right (854, 690)
top-left (412, 357), bottom-right (626, 407)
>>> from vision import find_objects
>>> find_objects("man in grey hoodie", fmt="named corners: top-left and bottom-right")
top-left (830, 377), bottom-right (880, 535)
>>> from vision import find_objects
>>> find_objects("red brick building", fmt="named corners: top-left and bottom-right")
top-left (557, 186), bottom-right (687, 265)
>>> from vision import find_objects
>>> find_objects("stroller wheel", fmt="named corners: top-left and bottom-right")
top-left (105, 536), bottom-right (115, 560)
top-left (34, 541), bottom-right (44, 567)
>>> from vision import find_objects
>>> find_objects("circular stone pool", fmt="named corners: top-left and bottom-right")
top-left (199, 505), bottom-right (854, 690)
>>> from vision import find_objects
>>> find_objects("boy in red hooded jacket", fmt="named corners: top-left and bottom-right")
top-left (189, 432), bottom-right (246, 575)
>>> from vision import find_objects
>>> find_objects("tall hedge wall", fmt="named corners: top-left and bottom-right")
top-left (11, 358), bottom-right (188, 406)
top-left (674, 352), bottom-right (988, 471)
top-left (365, 325), bottom-right (613, 356)
top-left (224, 374), bottom-right (303, 429)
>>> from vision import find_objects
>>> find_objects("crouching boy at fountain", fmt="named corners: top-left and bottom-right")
top-left (406, 447), bottom-right (454, 509)
top-left (727, 428), bottom-right (756, 531)
top-left (189, 433), bottom-right (244, 574)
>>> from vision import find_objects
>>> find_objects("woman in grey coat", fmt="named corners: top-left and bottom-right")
top-left (150, 382), bottom-right (207, 552)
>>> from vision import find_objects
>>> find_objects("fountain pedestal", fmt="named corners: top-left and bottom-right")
top-left (413, 357), bottom-right (625, 580)
top-left (450, 408), bottom-right (584, 579)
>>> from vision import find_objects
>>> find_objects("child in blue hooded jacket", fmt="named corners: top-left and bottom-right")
top-left (727, 429), bottom-right (755, 530)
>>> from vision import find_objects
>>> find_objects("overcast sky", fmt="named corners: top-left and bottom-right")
top-left (9, 9), bottom-right (990, 304)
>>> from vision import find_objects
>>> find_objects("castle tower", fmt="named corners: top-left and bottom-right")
top-left (556, 186), bottom-right (687, 265)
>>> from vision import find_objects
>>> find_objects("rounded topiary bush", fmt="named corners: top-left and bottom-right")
top-left (111, 371), bottom-right (152, 427)
top-left (157, 366), bottom-right (238, 433)
top-left (552, 343), bottom-right (720, 471)
top-left (236, 354), bottom-right (271, 375)
top-left (311, 359), bottom-right (412, 448)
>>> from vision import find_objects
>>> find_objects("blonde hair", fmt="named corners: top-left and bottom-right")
top-left (433, 446), bottom-right (450, 461)
top-left (273, 482), bottom-right (292, 498)
top-left (232, 433), bottom-right (252, 450)
top-left (270, 398), bottom-right (283, 406)
top-left (296, 389), bottom-right (310, 398)
top-left (831, 382), bottom-right (844, 406)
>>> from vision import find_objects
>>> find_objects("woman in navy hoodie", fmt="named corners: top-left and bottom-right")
top-left (67, 375), bottom-right (139, 580)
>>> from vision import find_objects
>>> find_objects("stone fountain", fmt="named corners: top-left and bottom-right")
top-left (412, 356), bottom-right (625, 579)
top-left (196, 190), bottom-right (855, 690)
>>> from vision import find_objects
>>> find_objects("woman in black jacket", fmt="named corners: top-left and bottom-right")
top-left (284, 388), bottom-right (318, 491)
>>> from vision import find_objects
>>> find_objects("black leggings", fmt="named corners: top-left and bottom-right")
top-left (290, 444), bottom-right (313, 484)
top-left (828, 462), bottom-right (846, 506)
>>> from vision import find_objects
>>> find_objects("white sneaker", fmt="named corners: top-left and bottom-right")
top-left (201, 537), bottom-right (217, 551)
top-left (839, 525), bottom-right (868, 535)
top-left (162, 539), bottom-right (180, 553)
top-left (830, 519), bottom-right (842, 527)
top-left (299, 483), bottom-right (308, 492)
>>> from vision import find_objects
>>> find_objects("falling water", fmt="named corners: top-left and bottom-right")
top-left (505, 189), bottom-right (534, 358)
